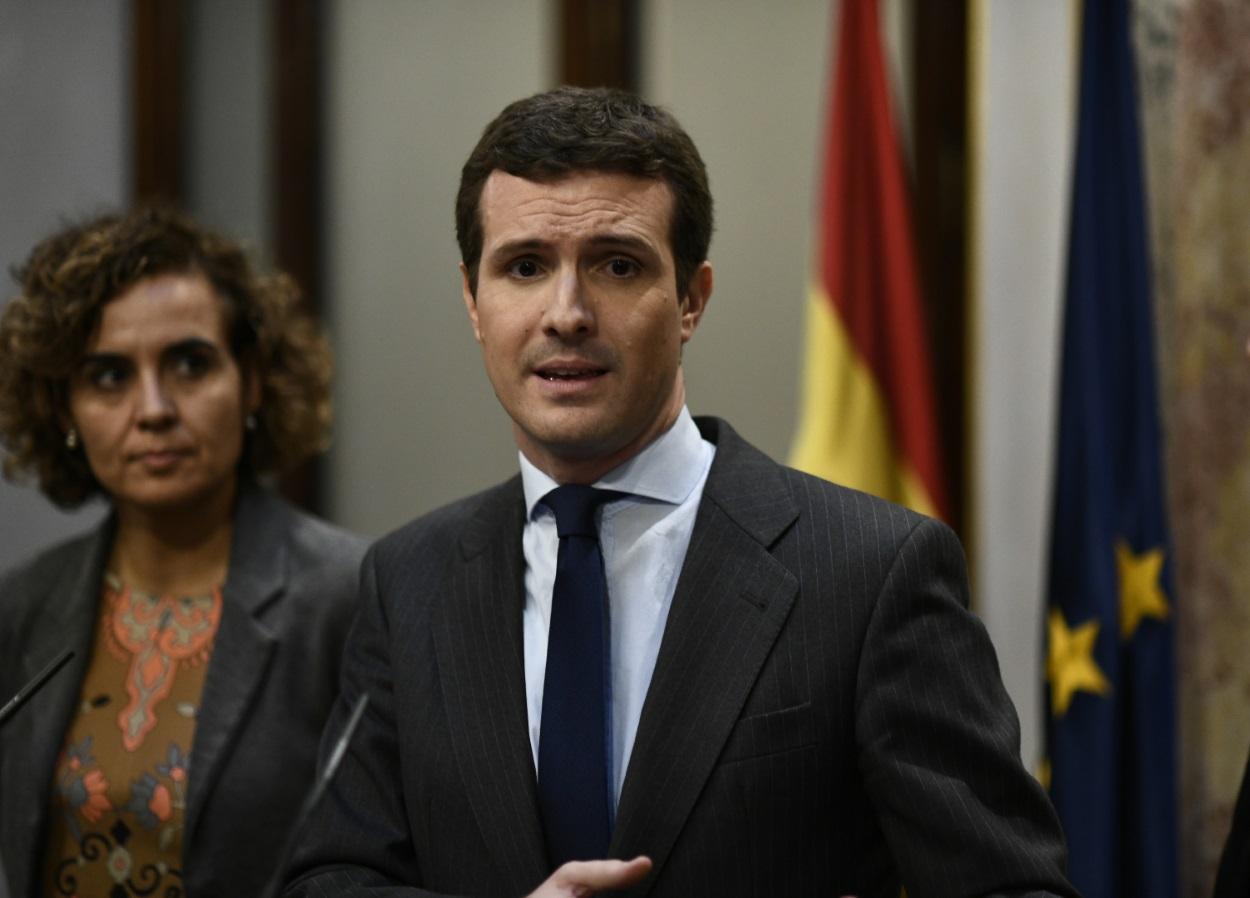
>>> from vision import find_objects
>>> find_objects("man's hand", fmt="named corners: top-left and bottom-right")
top-left (526, 856), bottom-right (653, 897)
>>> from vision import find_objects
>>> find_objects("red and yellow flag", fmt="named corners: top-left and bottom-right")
top-left (790, 0), bottom-right (948, 522)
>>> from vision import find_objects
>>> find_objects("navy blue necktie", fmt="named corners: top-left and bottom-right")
top-left (537, 485), bottom-right (622, 868)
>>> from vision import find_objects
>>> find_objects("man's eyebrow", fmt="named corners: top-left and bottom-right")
top-left (486, 238), bottom-right (549, 261)
top-left (584, 233), bottom-right (657, 254)
top-left (487, 233), bottom-right (658, 260)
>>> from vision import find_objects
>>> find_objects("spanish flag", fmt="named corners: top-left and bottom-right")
top-left (790, 0), bottom-right (948, 522)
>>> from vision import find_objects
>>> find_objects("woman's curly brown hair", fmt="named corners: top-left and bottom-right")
top-left (0, 206), bottom-right (334, 508)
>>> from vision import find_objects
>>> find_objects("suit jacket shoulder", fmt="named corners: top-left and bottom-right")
top-left (695, 414), bottom-right (938, 572)
top-left (372, 477), bottom-right (522, 556)
top-left (367, 475), bottom-right (524, 593)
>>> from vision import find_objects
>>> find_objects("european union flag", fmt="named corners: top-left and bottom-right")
top-left (1045, 0), bottom-right (1178, 896)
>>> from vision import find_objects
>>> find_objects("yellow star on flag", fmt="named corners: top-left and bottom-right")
top-left (1116, 539), bottom-right (1169, 639)
top-left (1046, 609), bottom-right (1111, 717)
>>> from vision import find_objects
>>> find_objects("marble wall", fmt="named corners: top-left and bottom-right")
top-left (1137, 0), bottom-right (1250, 894)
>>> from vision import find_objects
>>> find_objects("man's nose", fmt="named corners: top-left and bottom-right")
top-left (135, 371), bottom-right (176, 429)
top-left (541, 268), bottom-right (595, 338)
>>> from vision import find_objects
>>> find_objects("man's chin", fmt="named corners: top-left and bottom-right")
top-left (512, 417), bottom-right (632, 468)
top-left (526, 430), bottom-right (617, 462)
top-left (511, 401), bottom-right (680, 470)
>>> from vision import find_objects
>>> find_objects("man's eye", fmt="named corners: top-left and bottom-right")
top-left (507, 258), bottom-right (542, 279)
top-left (604, 258), bottom-right (639, 278)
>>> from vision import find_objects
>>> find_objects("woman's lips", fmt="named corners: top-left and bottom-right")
top-left (133, 448), bottom-right (191, 471)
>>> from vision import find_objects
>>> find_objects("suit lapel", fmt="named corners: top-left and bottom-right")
top-left (8, 520), bottom-right (111, 898)
top-left (610, 419), bottom-right (800, 892)
top-left (432, 478), bottom-right (549, 889)
top-left (183, 487), bottom-right (282, 850)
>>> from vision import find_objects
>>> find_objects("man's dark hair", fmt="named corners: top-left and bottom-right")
top-left (456, 86), bottom-right (713, 297)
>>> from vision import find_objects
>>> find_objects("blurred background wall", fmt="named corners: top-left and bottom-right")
top-left (968, 0), bottom-right (1075, 788)
top-left (324, 0), bottom-right (556, 531)
top-left (3, 2), bottom-right (1248, 895)
top-left (0, 1), bottom-right (124, 567)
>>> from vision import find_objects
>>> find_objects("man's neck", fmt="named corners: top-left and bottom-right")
top-left (517, 383), bottom-right (687, 485)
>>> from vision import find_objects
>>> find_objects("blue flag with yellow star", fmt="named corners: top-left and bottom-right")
top-left (1045, 0), bottom-right (1178, 896)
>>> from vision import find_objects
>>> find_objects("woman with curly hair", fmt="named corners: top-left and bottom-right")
top-left (0, 208), bottom-right (367, 897)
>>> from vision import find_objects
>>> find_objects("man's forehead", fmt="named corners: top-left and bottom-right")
top-left (478, 170), bottom-right (673, 240)
top-left (480, 169), bottom-right (672, 209)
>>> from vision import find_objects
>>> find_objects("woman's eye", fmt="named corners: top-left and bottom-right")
top-left (507, 258), bottom-right (542, 279)
top-left (86, 364), bottom-right (127, 390)
top-left (172, 352), bottom-right (212, 378)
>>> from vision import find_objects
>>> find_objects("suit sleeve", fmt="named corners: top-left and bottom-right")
top-left (854, 517), bottom-right (1079, 898)
top-left (1213, 747), bottom-right (1250, 898)
top-left (283, 547), bottom-right (462, 898)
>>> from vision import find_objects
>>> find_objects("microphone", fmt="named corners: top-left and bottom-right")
top-left (259, 692), bottom-right (370, 898)
top-left (0, 648), bottom-right (75, 727)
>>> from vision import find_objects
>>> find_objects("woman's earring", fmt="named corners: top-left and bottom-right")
top-left (245, 414), bottom-right (258, 431)
top-left (65, 427), bottom-right (79, 450)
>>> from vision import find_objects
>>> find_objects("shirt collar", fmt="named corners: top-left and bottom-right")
top-left (520, 406), bottom-right (709, 519)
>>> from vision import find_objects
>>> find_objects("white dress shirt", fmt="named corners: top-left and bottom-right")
top-left (519, 407), bottom-right (715, 812)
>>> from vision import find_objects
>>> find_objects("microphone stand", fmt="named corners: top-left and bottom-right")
top-left (258, 692), bottom-right (370, 898)
top-left (0, 648), bottom-right (74, 727)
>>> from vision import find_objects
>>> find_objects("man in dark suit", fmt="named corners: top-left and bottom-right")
top-left (1215, 740), bottom-right (1250, 895)
top-left (285, 87), bottom-right (1077, 898)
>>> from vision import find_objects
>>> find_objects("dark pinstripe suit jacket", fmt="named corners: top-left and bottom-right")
top-left (1214, 748), bottom-right (1250, 898)
top-left (286, 417), bottom-right (1077, 898)
top-left (0, 485), bottom-right (366, 898)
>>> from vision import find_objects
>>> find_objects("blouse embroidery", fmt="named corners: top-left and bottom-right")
top-left (103, 573), bottom-right (221, 752)
top-left (43, 576), bottom-right (222, 898)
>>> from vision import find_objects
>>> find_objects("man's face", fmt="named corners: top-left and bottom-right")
top-left (463, 170), bottom-right (711, 482)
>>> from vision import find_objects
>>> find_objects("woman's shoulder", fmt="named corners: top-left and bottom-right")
top-left (234, 485), bottom-right (368, 580)
top-left (0, 524), bottom-right (109, 666)
top-left (239, 482), bottom-right (365, 536)
top-left (284, 504), bottom-right (370, 571)
top-left (0, 525), bottom-right (106, 598)
top-left (228, 488), bottom-right (367, 629)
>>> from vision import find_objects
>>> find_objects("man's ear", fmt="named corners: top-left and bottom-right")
top-left (461, 262), bottom-right (483, 344)
top-left (679, 261), bottom-right (713, 343)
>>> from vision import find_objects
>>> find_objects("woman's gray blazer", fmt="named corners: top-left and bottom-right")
top-left (0, 485), bottom-right (367, 897)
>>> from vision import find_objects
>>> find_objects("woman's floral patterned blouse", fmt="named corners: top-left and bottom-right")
top-left (43, 573), bottom-right (222, 898)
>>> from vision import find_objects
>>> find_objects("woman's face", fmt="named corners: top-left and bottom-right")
top-left (66, 273), bottom-right (259, 516)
